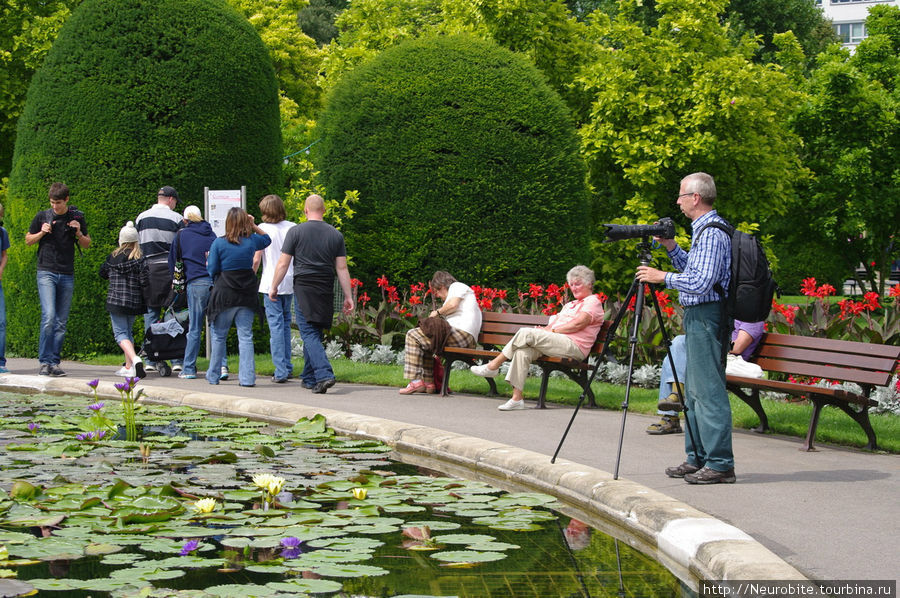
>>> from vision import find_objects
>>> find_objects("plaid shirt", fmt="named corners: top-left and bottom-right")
top-left (664, 210), bottom-right (731, 307)
top-left (100, 253), bottom-right (150, 314)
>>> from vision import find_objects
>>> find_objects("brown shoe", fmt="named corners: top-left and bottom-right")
top-left (684, 466), bottom-right (736, 485)
top-left (665, 461), bottom-right (701, 478)
top-left (657, 383), bottom-right (684, 412)
top-left (647, 415), bottom-right (682, 435)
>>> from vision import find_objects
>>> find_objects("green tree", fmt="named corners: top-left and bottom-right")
top-left (316, 35), bottom-right (590, 287)
top-left (298, 0), bottom-right (348, 46)
top-left (791, 6), bottom-right (900, 295)
top-left (577, 0), bottom-right (808, 290)
top-left (321, 0), bottom-right (593, 117)
top-left (6, 0), bottom-right (282, 357)
top-left (0, 0), bottom-right (81, 178)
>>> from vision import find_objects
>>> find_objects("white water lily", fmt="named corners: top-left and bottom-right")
top-left (191, 498), bottom-right (217, 514)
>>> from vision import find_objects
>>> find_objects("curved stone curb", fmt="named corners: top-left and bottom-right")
top-left (1, 375), bottom-right (807, 586)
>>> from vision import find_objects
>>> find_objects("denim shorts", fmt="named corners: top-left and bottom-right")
top-left (109, 313), bottom-right (137, 344)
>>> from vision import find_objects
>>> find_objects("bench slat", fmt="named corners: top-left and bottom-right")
top-left (726, 375), bottom-right (875, 407)
top-left (759, 333), bottom-right (900, 360)
top-left (755, 345), bottom-right (897, 375)
top-left (754, 357), bottom-right (893, 387)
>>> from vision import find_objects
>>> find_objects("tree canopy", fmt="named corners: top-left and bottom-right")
top-left (6, 0), bottom-right (282, 356)
top-left (316, 34), bottom-right (591, 287)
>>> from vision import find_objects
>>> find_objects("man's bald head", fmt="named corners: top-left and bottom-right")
top-left (304, 194), bottom-right (325, 218)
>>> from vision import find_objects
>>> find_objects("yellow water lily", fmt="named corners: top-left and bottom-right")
top-left (191, 498), bottom-right (217, 514)
top-left (252, 473), bottom-right (286, 497)
top-left (266, 477), bottom-right (285, 496)
top-left (351, 487), bottom-right (368, 500)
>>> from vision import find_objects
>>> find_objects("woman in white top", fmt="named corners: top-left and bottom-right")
top-left (253, 195), bottom-right (296, 383)
top-left (400, 271), bottom-right (482, 394)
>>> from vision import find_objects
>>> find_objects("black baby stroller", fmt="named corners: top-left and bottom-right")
top-left (140, 292), bottom-right (188, 377)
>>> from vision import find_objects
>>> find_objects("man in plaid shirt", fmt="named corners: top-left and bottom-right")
top-left (637, 172), bottom-right (735, 485)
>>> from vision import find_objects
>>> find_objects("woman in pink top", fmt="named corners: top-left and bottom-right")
top-left (471, 265), bottom-right (605, 411)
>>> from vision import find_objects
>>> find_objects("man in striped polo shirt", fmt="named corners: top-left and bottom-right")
top-left (136, 185), bottom-right (184, 372)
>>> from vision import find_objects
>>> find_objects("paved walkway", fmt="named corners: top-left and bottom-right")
top-left (4, 358), bottom-right (897, 582)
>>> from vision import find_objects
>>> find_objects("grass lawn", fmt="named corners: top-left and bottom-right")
top-left (83, 352), bottom-right (899, 454)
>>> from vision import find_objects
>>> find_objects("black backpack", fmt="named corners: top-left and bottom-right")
top-left (699, 221), bottom-right (777, 323)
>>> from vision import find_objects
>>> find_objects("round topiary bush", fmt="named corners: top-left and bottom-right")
top-left (6, 0), bottom-right (281, 358)
top-left (316, 34), bottom-right (591, 288)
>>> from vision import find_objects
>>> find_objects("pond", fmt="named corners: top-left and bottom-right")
top-left (0, 390), bottom-right (683, 597)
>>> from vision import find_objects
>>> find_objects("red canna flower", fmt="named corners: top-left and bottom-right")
top-left (889, 285), bottom-right (900, 299)
top-left (528, 283), bottom-right (543, 298)
top-left (496, 289), bottom-right (508, 300)
top-left (377, 275), bottom-right (390, 289)
top-left (816, 283), bottom-right (836, 298)
top-left (662, 305), bottom-right (675, 318)
top-left (863, 292), bottom-right (881, 311)
top-left (359, 292), bottom-right (370, 305)
top-left (800, 277), bottom-right (817, 297)
top-left (479, 297), bottom-right (493, 310)
top-left (595, 292), bottom-right (608, 303)
top-left (626, 296), bottom-right (636, 312)
top-left (409, 295), bottom-right (423, 305)
top-left (351, 278), bottom-right (363, 289)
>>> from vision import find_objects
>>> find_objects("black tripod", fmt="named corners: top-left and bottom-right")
top-left (552, 238), bottom-right (697, 479)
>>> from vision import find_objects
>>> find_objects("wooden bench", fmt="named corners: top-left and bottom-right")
top-left (439, 312), bottom-right (611, 409)
top-left (727, 333), bottom-right (899, 451)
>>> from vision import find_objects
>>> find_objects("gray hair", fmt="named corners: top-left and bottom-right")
top-left (430, 271), bottom-right (457, 290)
top-left (567, 265), bottom-right (595, 287)
top-left (681, 172), bottom-right (717, 205)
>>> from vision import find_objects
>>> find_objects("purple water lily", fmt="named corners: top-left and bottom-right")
top-left (179, 540), bottom-right (200, 556)
top-left (88, 402), bottom-right (105, 411)
top-left (76, 430), bottom-right (106, 441)
top-left (27, 422), bottom-right (39, 434)
top-left (126, 376), bottom-right (139, 390)
top-left (87, 379), bottom-right (100, 389)
top-left (280, 537), bottom-right (301, 549)
top-left (281, 547), bottom-right (302, 559)
top-left (114, 382), bottom-right (128, 393)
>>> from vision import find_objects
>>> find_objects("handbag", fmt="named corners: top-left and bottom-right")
top-left (172, 231), bottom-right (186, 294)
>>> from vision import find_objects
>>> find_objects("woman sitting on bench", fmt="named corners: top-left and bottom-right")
top-left (471, 265), bottom-right (605, 411)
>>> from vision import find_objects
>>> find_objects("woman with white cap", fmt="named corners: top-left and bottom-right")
top-left (99, 221), bottom-right (149, 378)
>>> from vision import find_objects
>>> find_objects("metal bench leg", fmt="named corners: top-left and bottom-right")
top-left (802, 400), bottom-right (824, 451)
top-left (537, 371), bottom-right (550, 409)
top-left (834, 403), bottom-right (878, 451)
top-left (728, 386), bottom-right (769, 433)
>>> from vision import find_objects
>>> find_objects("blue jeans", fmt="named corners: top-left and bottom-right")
top-left (683, 302), bottom-right (733, 472)
top-left (657, 334), bottom-right (686, 416)
top-left (0, 280), bottom-right (6, 367)
top-left (37, 271), bottom-right (74, 366)
top-left (264, 294), bottom-right (294, 380)
top-left (109, 313), bottom-right (137, 344)
top-left (294, 302), bottom-right (333, 385)
top-left (206, 306), bottom-right (255, 386)
top-left (184, 278), bottom-right (210, 376)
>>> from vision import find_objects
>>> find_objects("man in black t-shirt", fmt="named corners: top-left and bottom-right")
top-left (25, 183), bottom-right (91, 376)
top-left (269, 195), bottom-right (353, 394)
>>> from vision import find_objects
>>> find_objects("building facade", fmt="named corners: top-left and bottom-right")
top-left (818, 0), bottom-right (899, 46)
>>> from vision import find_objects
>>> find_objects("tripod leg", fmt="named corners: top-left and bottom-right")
top-left (613, 278), bottom-right (647, 480)
top-left (551, 276), bottom-right (637, 464)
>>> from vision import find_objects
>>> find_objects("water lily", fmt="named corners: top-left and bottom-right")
top-left (88, 402), bottom-right (105, 411)
top-left (252, 473), bottom-right (285, 496)
top-left (0, 545), bottom-right (7, 561)
top-left (280, 537), bottom-right (300, 549)
top-left (27, 422), bottom-right (39, 434)
top-left (352, 487), bottom-right (368, 500)
top-left (87, 379), bottom-right (99, 389)
top-left (191, 498), bottom-right (217, 514)
top-left (179, 539), bottom-right (200, 556)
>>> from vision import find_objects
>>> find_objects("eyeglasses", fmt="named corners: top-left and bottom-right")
top-left (677, 192), bottom-right (696, 199)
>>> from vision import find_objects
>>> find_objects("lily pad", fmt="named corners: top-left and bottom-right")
top-left (430, 550), bottom-right (507, 563)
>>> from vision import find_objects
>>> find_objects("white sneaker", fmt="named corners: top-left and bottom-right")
top-left (220, 366), bottom-right (229, 380)
top-left (172, 363), bottom-right (183, 372)
top-left (471, 364), bottom-right (500, 378)
top-left (144, 362), bottom-right (158, 373)
top-left (498, 398), bottom-right (525, 411)
top-left (116, 366), bottom-right (136, 377)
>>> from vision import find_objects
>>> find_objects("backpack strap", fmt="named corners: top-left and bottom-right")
top-left (695, 220), bottom-right (733, 300)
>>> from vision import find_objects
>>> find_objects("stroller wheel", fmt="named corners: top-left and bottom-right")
top-left (159, 362), bottom-right (172, 377)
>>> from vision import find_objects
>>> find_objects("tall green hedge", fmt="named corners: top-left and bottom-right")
top-left (6, 0), bottom-right (281, 358)
top-left (316, 35), bottom-right (591, 288)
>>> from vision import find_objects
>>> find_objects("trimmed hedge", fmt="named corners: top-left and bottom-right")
top-left (6, 0), bottom-right (282, 358)
top-left (316, 35), bottom-right (591, 288)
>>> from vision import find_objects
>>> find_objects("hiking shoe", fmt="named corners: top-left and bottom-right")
top-left (272, 376), bottom-right (288, 384)
top-left (312, 378), bottom-right (336, 394)
top-left (49, 365), bottom-right (66, 377)
top-left (657, 383), bottom-right (684, 412)
top-left (220, 366), bottom-right (229, 381)
top-left (665, 461), bottom-right (701, 478)
top-left (646, 415), bottom-right (682, 435)
top-left (684, 466), bottom-right (736, 485)
top-left (178, 372), bottom-right (197, 379)
top-left (39, 364), bottom-right (51, 376)
top-left (471, 364), bottom-right (500, 378)
top-left (498, 398), bottom-right (525, 411)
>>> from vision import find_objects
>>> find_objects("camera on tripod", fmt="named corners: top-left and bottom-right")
top-left (603, 217), bottom-right (675, 242)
